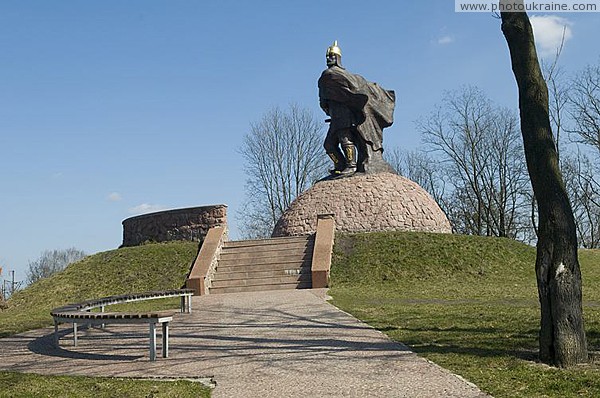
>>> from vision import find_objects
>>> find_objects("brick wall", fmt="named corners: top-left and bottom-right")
top-left (121, 205), bottom-right (227, 247)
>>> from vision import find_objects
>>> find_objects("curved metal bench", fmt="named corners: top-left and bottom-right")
top-left (50, 289), bottom-right (194, 361)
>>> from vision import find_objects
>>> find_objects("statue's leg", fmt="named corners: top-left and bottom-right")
top-left (355, 136), bottom-right (368, 173)
top-left (348, 128), bottom-right (396, 174)
top-left (339, 130), bottom-right (357, 175)
top-left (362, 145), bottom-right (397, 174)
top-left (324, 127), bottom-right (345, 174)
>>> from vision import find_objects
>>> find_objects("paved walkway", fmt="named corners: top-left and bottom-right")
top-left (0, 289), bottom-right (490, 397)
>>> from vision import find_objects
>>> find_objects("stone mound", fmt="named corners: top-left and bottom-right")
top-left (272, 172), bottom-right (452, 237)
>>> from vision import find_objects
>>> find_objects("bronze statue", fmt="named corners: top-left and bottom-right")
top-left (318, 41), bottom-right (396, 176)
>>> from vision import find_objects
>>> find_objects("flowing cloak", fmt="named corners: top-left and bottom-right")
top-left (318, 65), bottom-right (395, 151)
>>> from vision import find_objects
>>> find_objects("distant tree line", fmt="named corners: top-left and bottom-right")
top-left (386, 59), bottom-right (600, 248)
top-left (26, 248), bottom-right (87, 285)
top-left (0, 247), bottom-right (86, 305)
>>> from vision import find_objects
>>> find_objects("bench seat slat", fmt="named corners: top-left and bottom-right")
top-left (53, 311), bottom-right (175, 320)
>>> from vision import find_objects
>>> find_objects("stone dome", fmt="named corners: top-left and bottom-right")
top-left (272, 172), bottom-right (452, 237)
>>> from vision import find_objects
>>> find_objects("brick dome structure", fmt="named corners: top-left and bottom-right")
top-left (272, 172), bottom-right (451, 237)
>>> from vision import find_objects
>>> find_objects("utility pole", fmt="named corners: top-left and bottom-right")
top-left (10, 270), bottom-right (15, 296)
top-left (0, 269), bottom-right (22, 300)
top-left (0, 266), bottom-right (4, 301)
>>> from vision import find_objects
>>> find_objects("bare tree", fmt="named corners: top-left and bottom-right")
top-left (485, 107), bottom-right (532, 238)
top-left (418, 86), bottom-right (531, 238)
top-left (418, 87), bottom-right (490, 235)
top-left (238, 104), bottom-right (328, 239)
top-left (562, 152), bottom-right (600, 248)
top-left (540, 23), bottom-right (569, 161)
top-left (501, 3), bottom-right (588, 366)
top-left (544, 65), bottom-right (569, 161)
top-left (563, 63), bottom-right (600, 248)
top-left (568, 63), bottom-right (600, 154)
top-left (26, 248), bottom-right (87, 285)
top-left (541, 49), bottom-right (600, 248)
top-left (385, 147), bottom-right (447, 209)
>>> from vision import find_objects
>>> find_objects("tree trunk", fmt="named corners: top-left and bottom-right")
top-left (500, 6), bottom-right (587, 366)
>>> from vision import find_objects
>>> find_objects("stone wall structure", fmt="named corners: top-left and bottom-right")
top-left (272, 173), bottom-right (451, 237)
top-left (121, 205), bottom-right (227, 247)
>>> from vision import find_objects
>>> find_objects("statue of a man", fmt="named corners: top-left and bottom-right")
top-left (318, 41), bottom-right (396, 175)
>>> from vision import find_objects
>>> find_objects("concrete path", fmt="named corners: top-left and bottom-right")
top-left (0, 289), bottom-right (490, 397)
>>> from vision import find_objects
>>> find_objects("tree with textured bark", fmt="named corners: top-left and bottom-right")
top-left (500, 2), bottom-right (588, 366)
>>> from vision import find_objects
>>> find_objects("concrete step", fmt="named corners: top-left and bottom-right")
top-left (209, 281), bottom-right (312, 294)
top-left (219, 253), bottom-right (312, 267)
top-left (222, 242), bottom-right (313, 255)
top-left (217, 263), bottom-right (309, 275)
top-left (217, 260), bottom-right (311, 274)
top-left (213, 267), bottom-right (311, 281)
top-left (220, 248), bottom-right (313, 260)
top-left (219, 250), bottom-right (312, 263)
top-left (224, 236), bottom-right (312, 248)
top-left (211, 274), bottom-right (311, 289)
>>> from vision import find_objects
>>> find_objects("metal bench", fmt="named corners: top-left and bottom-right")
top-left (50, 289), bottom-right (194, 361)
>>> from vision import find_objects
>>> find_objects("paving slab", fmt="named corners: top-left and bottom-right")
top-left (0, 289), bottom-right (491, 397)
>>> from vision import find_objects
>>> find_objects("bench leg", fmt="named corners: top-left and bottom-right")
top-left (180, 294), bottom-right (192, 313)
top-left (149, 322), bottom-right (156, 361)
top-left (85, 309), bottom-right (91, 331)
top-left (73, 322), bottom-right (78, 347)
top-left (162, 322), bottom-right (169, 358)
top-left (54, 320), bottom-right (59, 346)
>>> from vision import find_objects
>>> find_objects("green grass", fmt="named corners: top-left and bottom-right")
top-left (0, 241), bottom-right (198, 337)
top-left (0, 371), bottom-right (211, 398)
top-left (4, 233), bottom-right (600, 397)
top-left (329, 231), bottom-right (600, 398)
top-left (0, 241), bottom-right (204, 397)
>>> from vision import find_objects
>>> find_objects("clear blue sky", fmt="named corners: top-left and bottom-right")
top-left (1, 1), bottom-right (599, 283)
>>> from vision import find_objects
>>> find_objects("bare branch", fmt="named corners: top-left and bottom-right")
top-left (237, 105), bottom-right (328, 238)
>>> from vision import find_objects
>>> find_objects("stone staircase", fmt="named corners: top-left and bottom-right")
top-left (209, 235), bottom-right (314, 294)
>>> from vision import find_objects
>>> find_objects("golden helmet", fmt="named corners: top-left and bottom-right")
top-left (326, 40), bottom-right (342, 57)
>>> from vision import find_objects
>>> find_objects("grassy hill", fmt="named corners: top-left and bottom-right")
top-left (0, 241), bottom-right (198, 337)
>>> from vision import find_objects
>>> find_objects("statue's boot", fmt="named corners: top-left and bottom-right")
top-left (327, 150), bottom-right (346, 175)
top-left (340, 144), bottom-right (357, 175)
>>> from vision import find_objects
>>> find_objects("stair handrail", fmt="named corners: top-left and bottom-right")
top-left (186, 226), bottom-right (227, 295)
top-left (311, 214), bottom-right (335, 288)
